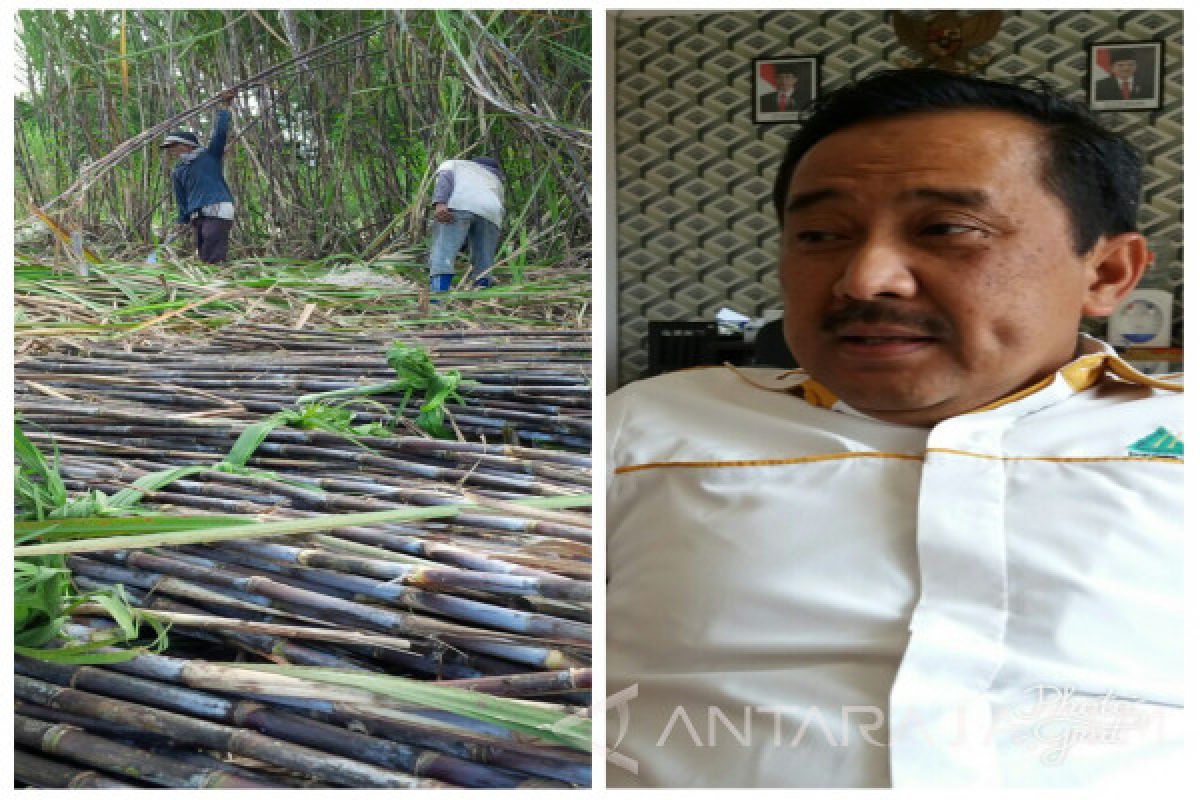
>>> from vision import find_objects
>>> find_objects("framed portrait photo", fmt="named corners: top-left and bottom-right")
top-left (752, 56), bottom-right (819, 124)
top-left (1087, 41), bottom-right (1164, 111)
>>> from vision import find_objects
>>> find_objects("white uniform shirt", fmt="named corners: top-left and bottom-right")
top-left (607, 336), bottom-right (1183, 787)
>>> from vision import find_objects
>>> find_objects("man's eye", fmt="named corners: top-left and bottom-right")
top-left (795, 230), bottom-right (841, 243)
top-left (923, 222), bottom-right (983, 237)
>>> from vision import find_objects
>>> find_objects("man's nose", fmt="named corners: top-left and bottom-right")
top-left (832, 236), bottom-right (919, 301)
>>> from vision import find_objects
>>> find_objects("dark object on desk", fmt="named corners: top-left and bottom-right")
top-left (645, 321), bottom-right (717, 377)
top-left (753, 319), bottom-right (798, 368)
top-left (645, 321), bottom-right (760, 377)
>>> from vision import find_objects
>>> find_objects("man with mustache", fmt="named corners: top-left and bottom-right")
top-left (607, 69), bottom-right (1181, 788)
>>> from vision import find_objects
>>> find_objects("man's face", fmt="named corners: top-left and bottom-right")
top-left (165, 143), bottom-right (194, 160)
top-left (778, 110), bottom-right (1109, 426)
top-left (777, 71), bottom-right (799, 92)
top-left (1111, 59), bottom-right (1137, 80)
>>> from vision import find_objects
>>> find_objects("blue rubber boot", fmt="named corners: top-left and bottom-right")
top-left (474, 276), bottom-right (492, 289)
top-left (430, 273), bottom-right (453, 305)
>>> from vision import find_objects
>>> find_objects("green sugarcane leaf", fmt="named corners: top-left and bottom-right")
top-left (18, 559), bottom-right (68, 609)
top-left (351, 422), bottom-right (393, 437)
top-left (213, 462), bottom-right (325, 492)
top-left (14, 560), bottom-right (69, 593)
top-left (14, 422), bottom-right (69, 519)
top-left (227, 664), bottom-right (592, 752)
top-left (423, 377), bottom-right (462, 410)
top-left (15, 558), bottom-right (71, 647)
top-left (415, 407), bottom-right (450, 438)
top-left (14, 494), bottom-right (592, 557)
top-left (15, 638), bottom-right (148, 665)
top-left (294, 403), bottom-right (356, 430)
top-left (107, 464), bottom-right (213, 509)
top-left (15, 619), bottom-right (68, 649)
top-left (84, 586), bottom-right (139, 641)
top-left (225, 411), bottom-right (299, 468)
top-left (382, 342), bottom-right (471, 438)
top-left (14, 514), bottom-right (256, 542)
top-left (13, 604), bottom-right (34, 630)
top-left (14, 423), bottom-right (61, 490)
top-left (296, 379), bottom-right (407, 405)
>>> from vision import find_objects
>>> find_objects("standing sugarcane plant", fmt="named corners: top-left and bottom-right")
top-left (15, 10), bottom-right (590, 264)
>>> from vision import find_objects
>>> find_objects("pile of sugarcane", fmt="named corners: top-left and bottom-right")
top-left (17, 323), bottom-right (590, 450)
top-left (15, 255), bottom-right (592, 350)
top-left (15, 324), bottom-right (591, 788)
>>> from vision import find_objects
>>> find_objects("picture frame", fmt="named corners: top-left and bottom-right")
top-left (752, 56), bottom-right (819, 124)
top-left (1086, 41), bottom-right (1164, 111)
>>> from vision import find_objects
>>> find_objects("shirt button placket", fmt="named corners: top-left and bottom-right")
top-left (887, 414), bottom-right (1013, 786)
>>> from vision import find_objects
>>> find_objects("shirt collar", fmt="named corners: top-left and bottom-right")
top-left (771, 334), bottom-right (1181, 417)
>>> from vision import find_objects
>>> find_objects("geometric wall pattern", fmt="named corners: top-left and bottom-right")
top-left (613, 9), bottom-right (1182, 384)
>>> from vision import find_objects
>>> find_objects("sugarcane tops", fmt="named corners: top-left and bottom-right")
top-left (606, 333), bottom-right (1182, 788)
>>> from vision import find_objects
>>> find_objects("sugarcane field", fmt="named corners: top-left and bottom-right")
top-left (13, 9), bottom-right (593, 789)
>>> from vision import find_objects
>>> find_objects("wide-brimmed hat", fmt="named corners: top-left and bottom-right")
top-left (160, 131), bottom-right (200, 149)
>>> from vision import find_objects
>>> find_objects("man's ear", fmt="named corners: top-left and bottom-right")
top-left (1081, 232), bottom-right (1152, 317)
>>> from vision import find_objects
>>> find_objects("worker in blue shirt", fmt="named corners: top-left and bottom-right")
top-left (160, 89), bottom-right (237, 263)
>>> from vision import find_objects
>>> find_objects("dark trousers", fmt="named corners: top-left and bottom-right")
top-left (192, 216), bottom-right (233, 263)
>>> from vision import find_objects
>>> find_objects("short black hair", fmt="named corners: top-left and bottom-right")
top-left (772, 69), bottom-right (1143, 255)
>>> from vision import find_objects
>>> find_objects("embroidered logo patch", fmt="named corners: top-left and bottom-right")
top-left (1128, 427), bottom-right (1183, 458)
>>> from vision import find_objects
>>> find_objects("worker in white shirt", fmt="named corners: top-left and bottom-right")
top-left (607, 68), bottom-right (1182, 788)
top-left (428, 156), bottom-right (505, 293)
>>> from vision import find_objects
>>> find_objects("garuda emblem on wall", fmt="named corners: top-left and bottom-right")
top-left (891, 11), bottom-right (1004, 73)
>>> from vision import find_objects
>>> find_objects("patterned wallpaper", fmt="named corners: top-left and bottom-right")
top-left (612, 9), bottom-right (1183, 385)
